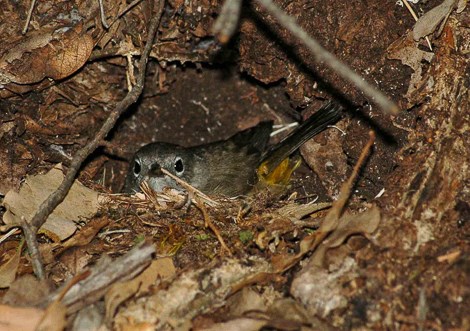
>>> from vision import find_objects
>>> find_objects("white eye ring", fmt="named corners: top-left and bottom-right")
top-left (174, 156), bottom-right (184, 175)
top-left (133, 158), bottom-right (141, 177)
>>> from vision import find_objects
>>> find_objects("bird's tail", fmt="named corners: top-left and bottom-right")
top-left (258, 101), bottom-right (342, 177)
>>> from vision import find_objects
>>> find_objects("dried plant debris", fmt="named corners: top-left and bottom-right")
top-left (413, 0), bottom-right (467, 41)
top-left (0, 241), bottom-right (23, 288)
top-left (2, 164), bottom-right (101, 241)
top-left (387, 31), bottom-right (434, 100)
top-left (0, 0), bottom-right (467, 329)
top-left (104, 257), bottom-right (176, 323)
top-left (113, 256), bottom-right (272, 330)
top-left (0, 304), bottom-right (45, 331)
top-left (0, 24), bottom-right (93, 87)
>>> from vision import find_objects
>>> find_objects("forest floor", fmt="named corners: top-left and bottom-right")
top-left (0, 0), bottom-right (468, 330)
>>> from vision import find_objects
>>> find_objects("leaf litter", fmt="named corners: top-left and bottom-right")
top-left (0, 0), bottom-right (468, 329)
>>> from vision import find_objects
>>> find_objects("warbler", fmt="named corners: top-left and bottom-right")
top-left (124, 101), bottom-right (342, 196)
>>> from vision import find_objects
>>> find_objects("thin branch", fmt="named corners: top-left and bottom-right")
top-left (117, 0), bottom-right (143, 19)
top-left (160, 168), bottom-right (219, 207)
top-left (212, 0), bottom-right (243, 43)
top-left (255, 0), bottom-right (399, 115)
top-left (0, 227), bottom-right (20, 245)
top-left (99, 0), bottom-right (110, 29)
top-left (324, 131), bottom-right (376, 223)
top-left (42, 243), bottom-right (155, 312)
top-left (195, 197), bottom-right (232, 256)
top-left (23, 1), bottom-right (164, 278)
top-left (402, 0), bottom-right (433, 51)
top-left (309, 130), bottom-right (376, 253)
top-left (275, 131), bottom-right (376, 272)
top-left (22, 0), bottom-right (37, 34)
top-left (19, 216), bottom-right (44, 279)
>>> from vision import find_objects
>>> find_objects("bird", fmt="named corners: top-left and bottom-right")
top-left (123, 101), bottom-right (342, 197)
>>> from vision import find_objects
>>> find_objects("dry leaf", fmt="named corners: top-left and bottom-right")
top-left (0, 24), bottom-right (93, 85)
top-left (387, 32), bottom-right (434, 99)
top-left (62, 217), bottom-right (110, 249)
top-left (413, 0), bottom-right (459, 41)
top-left (276, 201), bottom-right (331, 220)
top-left (0, 241), bottom-right (23, 288)
top-left (2, 274), bottom-right (52, 306)
top-left (105, 257), bottom-right (176, 321)
top-left (2, 164), bottom-right (101, 241)
top-left (0, 305), bottom-right (44, 331)
top-left (201, 318), bottom-right (267, 331)
top-left (114, 257), bottom-right (271, 330)
top-left (36, 300), bottom-right (67, 331)
top-left (309, 206), bottom-right (381, 266)
top-left (226, 287), bottom-right (267, 317)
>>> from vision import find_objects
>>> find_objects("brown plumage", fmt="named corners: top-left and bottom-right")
top-left (124, 101), bottom-right (342, 196)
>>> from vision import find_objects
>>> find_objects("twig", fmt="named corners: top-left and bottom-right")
top-left (160, 168), bottom-right (219, 207)
top-left (0, 227), bottom-right (20, 245)
top-left (19, 216), bottom-right (45, 279)
top-left (402, 0), bottom-right (433, 51)
top-left (22, 0), bottom-right (37, 34)
top-left (23, 1), bottom-right (164, 278)
top-left (317, 131), bottom-right (376, 234)
top-left (96, 0), bottom-right (143, 39)
top-left (195, 197), bottom-right (232, 256)
top-left (274, 131), bottom-right (376, 272)
top-left (125, 53), bottom-right (135, 91)
top-left (99, 0), bottom-right (110, 29)
top-left (117, 0), bottom-right (143, 19)
top-left (254, 0), bottom-right (399, 115)
top-left (42, 243), bottom-right (155, 312)
top-left (212, 0), bottom-right (243, 43)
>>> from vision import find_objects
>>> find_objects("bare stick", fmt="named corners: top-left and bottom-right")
top-left (99, 0), bottom-right (110, 29)
top-left (22, 0), bottom-right (37, 34)
top-left (402, 0), bottom-right (433, 51)
top-left (117, 0), bottom-right (143, 19)
top-left (23, 1), bottom-right (164, 278)
top-left (42, 243), bottom-right (155, 312)
top-left (212, 0), bottom-right (243, 43)
top-left (160, 168), bottom-right (219, 207)
top-left (255, 0), bottom-right (399, 115)
top-left (275, 131), bottom-right (376, 272)
top-left (196, 197), bottom-right (232, 256)
top-left (19, 216), bottom-right (45, 279)
top-left (314, 131), bottom-right (376, 240)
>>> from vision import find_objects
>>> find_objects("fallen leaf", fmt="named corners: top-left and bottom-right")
top-left (2, 164), bottom-right (101, 241)
top-left (413, 0), bottom-right (459, 41)
top-left (0, 240), bottom-right (23, 288)
top-left (0, 305), bottom-right (44, 331)
top-left (2, 274), bottom-right (52, 306)
top-left (105, 257), bottom-right (176, 321)
top-left (225, 287), bottom-right (267, 317)
top-left (201, 318), bottom-right (267, 331)
top-left (62, 217), bottom-right (110, 249)
top-left (387, 32), bottom-right (434, 99)
top-left (309, 206), bottom-right (381, 266)
top-left (36, 300), bottom-right (67, 331)
top-left (0, 24), bottom-right (93, 86)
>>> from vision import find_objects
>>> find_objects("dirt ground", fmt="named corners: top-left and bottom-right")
top-left (0, 0), bottom-right (468, 330)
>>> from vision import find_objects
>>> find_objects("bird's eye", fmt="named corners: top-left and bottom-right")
top-left (174, 157), bottom-right (184, 175)
top-left (133, 159), bottom-right (141, 176)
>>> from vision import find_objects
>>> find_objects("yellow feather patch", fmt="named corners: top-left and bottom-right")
top-left (256, 157), bottom-right (301, 192)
